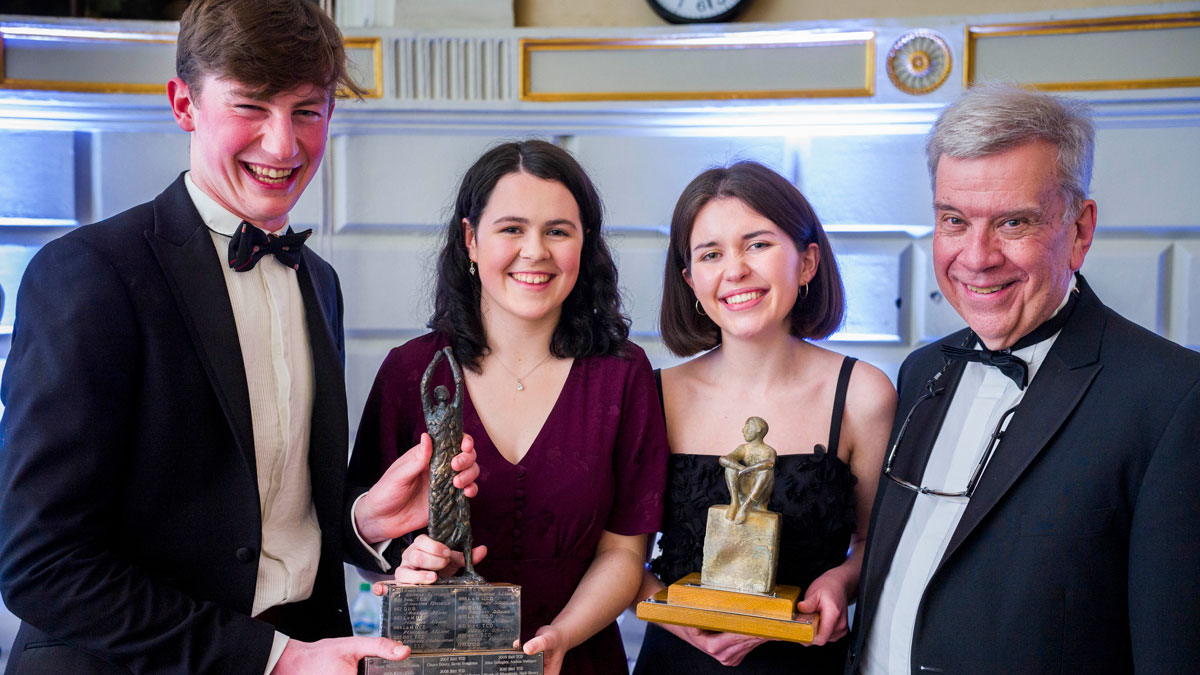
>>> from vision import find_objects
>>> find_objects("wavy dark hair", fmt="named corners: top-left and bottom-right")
top-left (430, 140), bottom-right (629, 371)
top-left (660, 161), bottom-right (845, 356)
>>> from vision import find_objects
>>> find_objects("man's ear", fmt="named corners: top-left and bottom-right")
top-left (1069, 199), bottom-right (1097, 272)
top-left (167, 77), bottom-right (197, 132)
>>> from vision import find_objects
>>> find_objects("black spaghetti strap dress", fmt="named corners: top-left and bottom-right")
top-left (633, 357), bottom-right (860, 674)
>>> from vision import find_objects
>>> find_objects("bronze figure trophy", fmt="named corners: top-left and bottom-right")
top-left (361, 347), bottom-right (543, 674)
top-left (637, 416), bottom-right (818, 643)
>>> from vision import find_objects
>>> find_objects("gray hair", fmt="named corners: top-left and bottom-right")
top-left (926, 84), bottom-right (1095, 221)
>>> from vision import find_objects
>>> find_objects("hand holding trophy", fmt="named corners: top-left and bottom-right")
top-left (361, 347), bottom-right (543, 674)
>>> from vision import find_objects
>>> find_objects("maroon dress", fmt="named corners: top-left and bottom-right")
top-left (350, 332), bottom-right (668, 674)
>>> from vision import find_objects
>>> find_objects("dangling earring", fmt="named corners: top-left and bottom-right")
top-left (469, 261), bottom-right (476, 276)
top-left (799, 283), bottom-right (809, 299)
top-left (694, 299), bottom-right (707, 316)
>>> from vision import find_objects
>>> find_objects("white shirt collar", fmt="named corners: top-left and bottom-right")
top-left (184, 171), bottom-right (288, 238)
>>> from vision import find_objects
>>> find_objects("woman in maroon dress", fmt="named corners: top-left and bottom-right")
top-left (349, 140), bottom-right (667, 675)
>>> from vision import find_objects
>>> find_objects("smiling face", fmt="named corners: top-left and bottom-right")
top-left (464, 171), bottom-right (584, 331)
top-left (933, 140), bottom-right (1095, 350)
top-left (168, 73), bottom-right (331, 232)
top-left (685, 197), bottom-right (818, 342)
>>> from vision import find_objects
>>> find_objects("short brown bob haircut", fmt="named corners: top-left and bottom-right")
top-left (660, 161), bottom-right (844, 356)
top-left (177, 0), bottom-right (366, 101)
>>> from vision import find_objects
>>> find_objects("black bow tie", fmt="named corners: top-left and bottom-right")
top-left (940, 287), bottom-right (1079, 390)
top-left (227, 221), bottom-right (312, 272)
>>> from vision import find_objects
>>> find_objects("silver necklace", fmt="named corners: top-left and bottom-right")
top-left (491, 352), bottom-right (555, 391)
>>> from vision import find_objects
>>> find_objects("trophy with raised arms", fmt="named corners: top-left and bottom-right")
top-left (360, 347), bottom-right (542, 675)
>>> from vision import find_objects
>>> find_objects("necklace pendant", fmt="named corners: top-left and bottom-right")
top-left (516, 380), bottom-right (525, 392)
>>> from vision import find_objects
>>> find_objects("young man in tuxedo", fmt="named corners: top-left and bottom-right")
top-left (849, 85), bottom-right (1200, 674)
top-left (0, 1), bottom-right (478, 673)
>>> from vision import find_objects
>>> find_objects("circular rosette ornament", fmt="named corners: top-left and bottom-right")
top-left (887, 30), bottom-right (952, 95)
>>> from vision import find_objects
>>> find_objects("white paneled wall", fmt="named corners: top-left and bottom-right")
top-left (572, 135), bottom-right (790, 230)
top-left (331, 133), bottom-right (511, 230)
top-left (1091, 125), bottom-right (1200, 228)
top-left (3, 4), bottom-right (1200, 663)
top-left (3, 117), bottom-right (1199, 434)
top-left (799, 132), bottom-right (931, 228)
top-left (91, 131), bottom-right (190, 221)
top-left (0, 131), bottom-right (77, 224)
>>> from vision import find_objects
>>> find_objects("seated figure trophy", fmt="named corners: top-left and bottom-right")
top-left (637, 416), bottom-right (818, 643)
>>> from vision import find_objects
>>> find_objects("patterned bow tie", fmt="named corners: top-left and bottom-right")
top-left (227, 221), bottom-right (312, 272)
top-left (939, 285), bottom-right (1080, 390)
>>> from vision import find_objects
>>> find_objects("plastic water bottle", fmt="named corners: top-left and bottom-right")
top-left (350, 582), bottom-right (381, 636)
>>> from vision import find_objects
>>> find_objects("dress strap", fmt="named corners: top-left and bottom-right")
top-left (653, 368), bottom-right (665, 413)
top-left (827, 356), bottom-right (858, 457)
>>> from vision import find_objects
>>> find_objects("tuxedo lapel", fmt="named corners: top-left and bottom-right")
top-left (143, 175), bottom-right (256, 471)
top-left (296, 250), bottom-right (348, 542)
top-left (939, 278), bottom-right (1106, 567)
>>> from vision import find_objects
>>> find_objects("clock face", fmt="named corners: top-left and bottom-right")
top-left (648, 0), bottom-right (751, 24)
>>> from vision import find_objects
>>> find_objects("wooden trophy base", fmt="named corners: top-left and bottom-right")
top-left (636, 573), bottom-right (818, 644)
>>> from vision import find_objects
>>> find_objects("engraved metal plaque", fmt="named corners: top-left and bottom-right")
top-left (359, 651), bottom-right (543, 675)
top-left (382, 583), bottom-right (522, 653)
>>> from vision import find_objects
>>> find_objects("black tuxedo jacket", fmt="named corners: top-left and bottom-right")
top-left (848, 275), bottom-right (1200, 674)
top-left (0, 175), bottom-right (378, 674)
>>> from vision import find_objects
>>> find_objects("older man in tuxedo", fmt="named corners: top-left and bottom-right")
top-left (849, 85), bottom-right (1200, 674)
top-left (0, 2), bottom-right (478, 674)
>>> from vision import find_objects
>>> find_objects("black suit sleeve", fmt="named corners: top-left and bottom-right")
top-left (0, 237), bottom-right (273, 674)
top-left (1128, 376), bottom-right (1200, 670)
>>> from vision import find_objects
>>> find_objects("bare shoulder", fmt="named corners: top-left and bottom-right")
top-left (836, 357), bottom-right (897, 466)
top-left (802, 344), bottom-right (895, 405)
top-left (660, 351), bottom-right (713, 393)
top-left (844, 359), bottom-right (897, 414)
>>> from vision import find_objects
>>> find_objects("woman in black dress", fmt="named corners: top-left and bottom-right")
top-left (633, 162), bottom-right (896, 673)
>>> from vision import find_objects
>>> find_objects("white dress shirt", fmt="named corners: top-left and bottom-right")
top-left (185, 175), bottom-right (318, 672)
top-left (861, 277), bottom-right (1076, 674)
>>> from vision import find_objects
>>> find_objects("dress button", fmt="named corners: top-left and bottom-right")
top-left (235, 547), bottom-right (255, 563)
top-left (514, 488), bottom-right (525, 498)
top-left (513, 529), bottom-right (522, 538)
top-left (514, 510), bottom-right (523, 519)
top-left (513, 547), bottom-right (523, 557)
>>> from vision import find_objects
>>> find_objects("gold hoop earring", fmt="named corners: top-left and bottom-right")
top-left (694, 300), bottom-right (707, 316)
top-left (469, 261), bottom-right (476, 276)
top-left (799, 283), bottom-right (809, 299)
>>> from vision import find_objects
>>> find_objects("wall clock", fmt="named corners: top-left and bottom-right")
top-left (647, 0), bottom-right (752, 25)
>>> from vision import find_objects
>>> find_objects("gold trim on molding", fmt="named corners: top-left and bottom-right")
top-left (519, 33), bottom-right (876, 102)
top-left (0, 27), bottom-right (175, 94)
top-left (0, 27), bottom-right (384, 98)
top-left (964, 11), bottom-right (1200, 91)
top-left (343, 36), bottom-right (384, 99)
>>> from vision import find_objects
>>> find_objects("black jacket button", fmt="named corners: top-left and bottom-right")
top-left (236, 547), bottom-right (255, 563)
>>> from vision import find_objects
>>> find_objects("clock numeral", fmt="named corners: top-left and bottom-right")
top-left (696, 0), bottom-right (713, 11)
